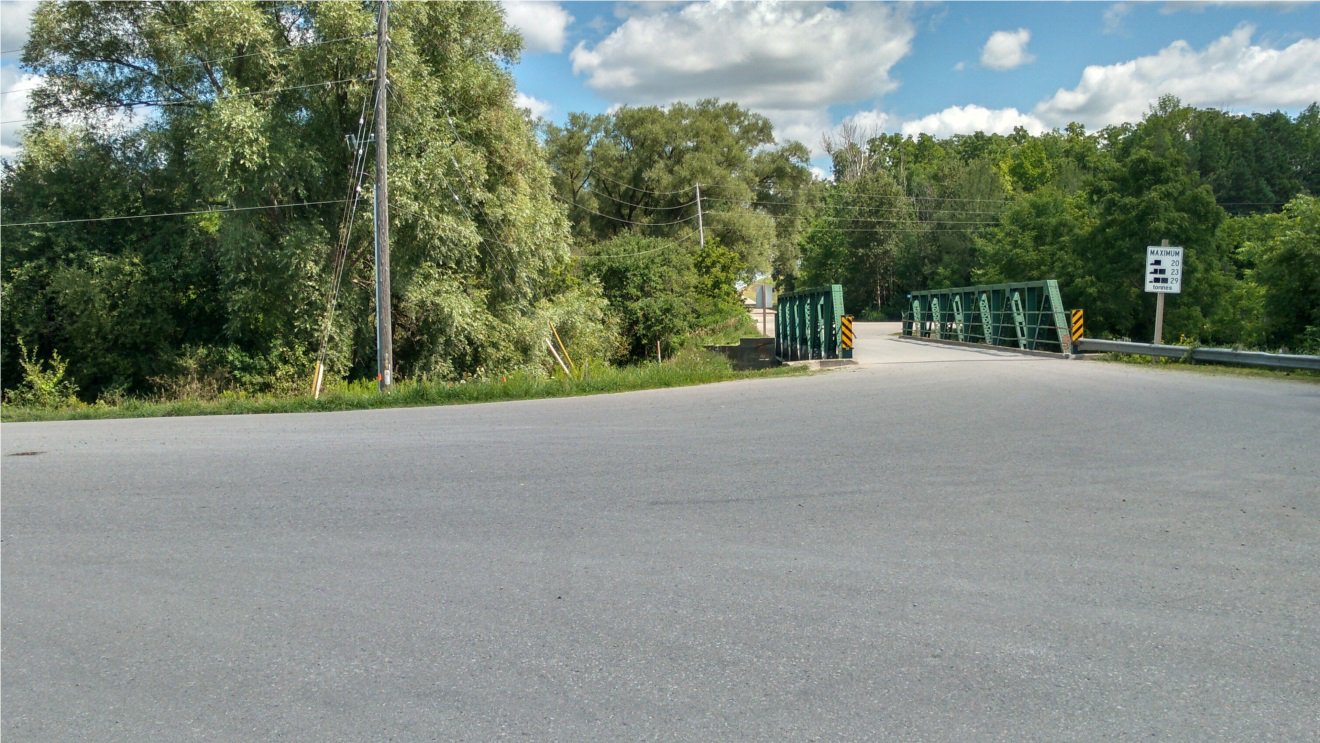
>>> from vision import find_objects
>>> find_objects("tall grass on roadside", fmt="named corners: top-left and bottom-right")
top-left (1, 349), bottom-right (805, 423)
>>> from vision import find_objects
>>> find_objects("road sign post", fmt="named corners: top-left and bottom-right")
top-left (1145, 240), bottom-right (1182, 347)
top-left (755, 284), bottom-right (775, 336)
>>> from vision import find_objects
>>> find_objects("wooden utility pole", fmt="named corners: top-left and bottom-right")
top-left (374, 0), bottom-right (393, 391)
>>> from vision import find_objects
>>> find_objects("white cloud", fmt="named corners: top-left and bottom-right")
top-left (840, 110), bottom-right (892, 134)
top-left (1, 0), bottom-right (38, 54)
top-left (1159, 1), bottom-right (1306, 15)
top-left (514, 91), bottom-right (552, 119)
top-left (613, 1), bottom-right (691, 20)
top-left (0, 67), bottom-right (40, 160)
top-left (758, 108), bottom-right (834, 152)
top-left (1033, 24), bottom-right (1320, 129)
top-left (570, 2), bottom-right (915, 116)
top-left (1103, 3), bottom-right (1131, 35)
top-left (502, 1), bottom-right (573, 54)
top-left (980, 28), bottom-right (1035, 70)
top-left (899, 105), bottom-right (1046, 138)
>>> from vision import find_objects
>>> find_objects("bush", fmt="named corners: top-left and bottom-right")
top-left (5, 340), bottom-right (81, 409)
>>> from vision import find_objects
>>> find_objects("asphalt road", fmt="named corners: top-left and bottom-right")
top-left (4, 326), bottom-right (1319, 741)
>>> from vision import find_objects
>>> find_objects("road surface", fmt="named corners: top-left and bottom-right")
top-left (4, 326), bottom-right (1318, 741)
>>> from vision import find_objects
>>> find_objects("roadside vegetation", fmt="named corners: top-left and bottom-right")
top-left (1, 347), bottom-right (807, 423)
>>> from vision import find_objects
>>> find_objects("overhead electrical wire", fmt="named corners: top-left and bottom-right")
top-left (574, 168), bottom-right (697, 196)
top-left (571, 228), bottom-right (701, 261)
top-left (550, 194), bottom-right (700, 227)
top-left (0, 3), bottom-right (335, 61)
top-left (0, 199), bottom-right (346, 229)
top-left (2, 76), bottom-right (371, 125)
top-left (557, 182), bottom-right (700, 211)
top-left (312, 81), bottom-right (378, 384)
top-left (1, 35), bottom-right (367, 96)
top-left (701, 195), bottom-right (1006, 216)
top-left (703, 210), bottom-right (1000, 227)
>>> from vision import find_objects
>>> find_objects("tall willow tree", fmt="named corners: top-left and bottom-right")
top-left (542, 100), bottom-right (815, 277)
top-left (3, 1), bottom-right (594, 395)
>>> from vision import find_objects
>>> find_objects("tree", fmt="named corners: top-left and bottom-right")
top-left (1077, 144), bottom-right (1229, 340)
top-left (1244, 195), bottom-right (1320, 351)
top-left (4, 1), bottom-right (592, 394)
top-left (580, 233), bottom-right (741, 360)
top-left (543, 100), bottom-right (813, 276)
top-left (973, 186), bottom-right (1087, 289)
top-left (799, 168), bottom-right (914, 314)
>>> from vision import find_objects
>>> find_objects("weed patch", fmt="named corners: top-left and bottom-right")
top-left (2, 350), bottom-right (808, 423)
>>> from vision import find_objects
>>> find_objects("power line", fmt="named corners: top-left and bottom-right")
top-left (0, 199), bottom-right (346, 228)
top-left (702, 195), bottom-right (1006, 216)
top-left (571, 228), bottom-right (701, 261)
top-left (696, 212), bottom-right (1004, 232)
top-left (551, 194), bottom-right (699, 227)
top-left (2, 76), bottom-right (371, 125)
top-left (579, 168), bottom-right (697, 196)
top-left (1, 35), bottom-right (366, 96)
top-left (314, 83), bottom-right (378, 384)
top-left (560, 181), bottom-right (699, 211)
top-left (0, 2), bottom-right (324, 61)
top-left (705, 210), bottom-right (1000, 227)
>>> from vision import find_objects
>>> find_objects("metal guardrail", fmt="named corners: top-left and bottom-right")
top-left (776, 284), bottom-right (846, 361)
top-left (902, 280), bottom-right (1072, 353)
top-left (1075, 338), bottom-right (1320, 371)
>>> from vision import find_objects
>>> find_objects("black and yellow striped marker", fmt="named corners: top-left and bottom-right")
top-left (841, 315), bottom-right (855, 358)
top-left (1070, 309), bottom-right (1084, 341)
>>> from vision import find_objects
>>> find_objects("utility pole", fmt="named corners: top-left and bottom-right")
top-left (374, 0), bottom-right (392, 391)
top-left (695, 182), bottom-right (705, 248)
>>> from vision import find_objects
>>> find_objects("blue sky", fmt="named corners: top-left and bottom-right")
top-left (503, 1), bottom-right (1320, 171)
top-left (4, 1), bottom-right (1319, 166)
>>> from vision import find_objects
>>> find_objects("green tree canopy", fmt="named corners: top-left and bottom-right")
top-left (542, 100), bottom-right (814, 276)
top-left (3, 0), bottom-right (590, 396)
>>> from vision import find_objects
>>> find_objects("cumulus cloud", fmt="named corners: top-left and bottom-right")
top-left (1158, 1), bottom-right (1306, 15)
top-left (899, 105), bottom-right (1046, 138)
top-left (569, 1), bottom-right (915, 143)
top-left (514, 91), bottom-right (552, 119)
top-left (981, 28), bottom-right (1035, 70)
top-left (842, 110), bottom-right (893, 134)
top-left (1103, 3), bottom-right (1131, 35)
top-left (502, 1), bottom-right (572, 54)
top-left (613, 1), bottom-right (691, 19)
top-left (1, 0), bottom-right (38, 53)
top-left (1032, 24), bottom-right (1320, 129)
top-left (0, 67), bottom-right (40, 160)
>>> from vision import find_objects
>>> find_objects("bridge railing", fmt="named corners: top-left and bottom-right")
top-left (901, 280), bottom-right (1073, 353)
top-left (776, 284), bottom-right (847, 361)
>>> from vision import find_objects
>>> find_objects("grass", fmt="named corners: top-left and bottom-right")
top-left (1, 348), bottom-right (809, 423)
top-left (689, 313), bottom-right (764, 344)
top-left (1095, 353), bottom-right (1320, 383)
